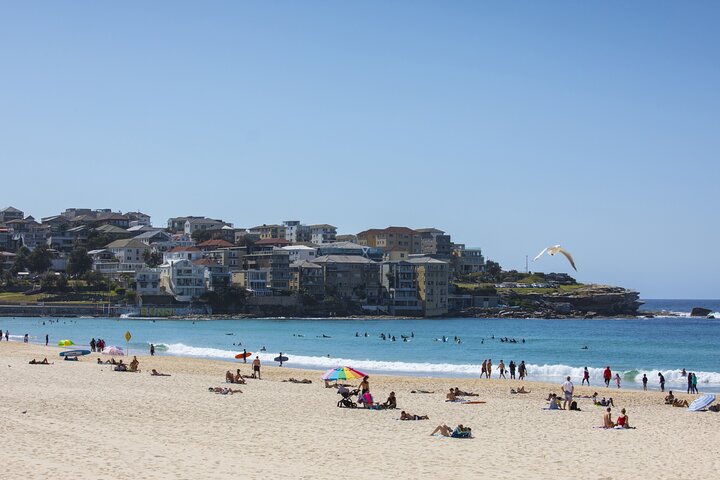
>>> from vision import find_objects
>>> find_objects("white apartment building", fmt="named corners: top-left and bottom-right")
top-left (135, 267), bottom-right (161, 295)
top-left (163, 246), bottom-right (203, 263)
top-left (281, 245), bottom-right (317, 263)
top-left (106, 238), bottom-right (150, 272)
top-left (159, 259), bottom-right (207, 302)
top-left (184, 217), bottom-right (232, 235)
top-left (309, 224), bottom-right (337, 244)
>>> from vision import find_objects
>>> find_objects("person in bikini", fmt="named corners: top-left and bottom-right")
top-left (400, 411), bottom-right (429, 420)
top-left (603, 407), bottom-right (615, 428)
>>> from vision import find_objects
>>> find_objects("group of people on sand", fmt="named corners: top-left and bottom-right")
top-left (602, 407), bottom-right (633, 429)
top-left (89, 338), bottom-right (106, 353)
top-left (664, 391), bottom-right (690, 408)
top-left (446, 387), bottom-right (479, 402)
top-left (481, 359), bottom-right (526, 380)
top-left (226, 369), bottom-right (249, 384)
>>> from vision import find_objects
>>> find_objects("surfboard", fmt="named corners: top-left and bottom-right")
top-left (59, 350), bottom-right (91, 357)
top-left (274, 356), bottom-right (289, 362)
top-left (688, 394), bottom-right (716, 412)
top-left (462, 401), bottom-right (487, 404)
top-left (235, 352), bottom-right (252, 359)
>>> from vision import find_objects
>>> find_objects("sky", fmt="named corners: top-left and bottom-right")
top-left (1, 1), bottom-right (718, 298)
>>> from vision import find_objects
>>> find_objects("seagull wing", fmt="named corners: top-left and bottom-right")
top-left (533, 247), bottom-right (548, 261)
top-left (557, 248), bottom-right (577, 271)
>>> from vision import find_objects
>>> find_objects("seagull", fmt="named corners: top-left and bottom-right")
top-left (533, 245), bottom-right (577, 271)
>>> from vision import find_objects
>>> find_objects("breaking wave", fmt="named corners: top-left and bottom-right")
top-left (158, 343), bottom-right (720, 386)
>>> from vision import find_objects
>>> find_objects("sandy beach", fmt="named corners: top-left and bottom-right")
top-left (1, 342), bottom-right (718, 480)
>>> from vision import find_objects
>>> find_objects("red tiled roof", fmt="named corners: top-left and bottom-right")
top-left (167, 246), bottom-right (201, 253)
top-left (197, 239), bottom-right (234, 248)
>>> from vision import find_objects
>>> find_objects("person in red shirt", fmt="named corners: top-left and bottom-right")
top-left (603, 366), bottom-right (612, 387)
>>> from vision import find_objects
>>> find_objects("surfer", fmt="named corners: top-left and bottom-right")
top-left (278, 352), bottom-right (284, 367)
top-left (243, 349), bottom-right (247, 363)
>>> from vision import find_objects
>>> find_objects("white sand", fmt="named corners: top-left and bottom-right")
top-left (1, 342), bottom-right (718, 479)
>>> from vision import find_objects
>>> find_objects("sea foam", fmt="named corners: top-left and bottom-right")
top-left (160, 343), bottom-right (720, 386)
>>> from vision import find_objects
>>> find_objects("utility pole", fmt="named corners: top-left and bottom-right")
top-left (525, 255), bottom-right (528, 273)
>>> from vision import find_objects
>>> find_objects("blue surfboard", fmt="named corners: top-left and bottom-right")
top-left (59, 349), bottom-right (91, 357)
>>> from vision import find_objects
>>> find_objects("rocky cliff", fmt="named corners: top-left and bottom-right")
top-left (504, 285), bottom-right (642, 316)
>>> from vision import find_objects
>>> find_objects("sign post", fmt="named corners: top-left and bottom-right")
top-left (125, 331), bottom-right (132, 357)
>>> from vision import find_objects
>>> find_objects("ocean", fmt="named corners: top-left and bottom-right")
top-left (1, 298), bottom-right (718, 391)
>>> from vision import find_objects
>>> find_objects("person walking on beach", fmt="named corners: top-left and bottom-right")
top-left (658, 372), bottom-right (665, 392)
top-left (45, 334), bottom-right (49, 346)
top-left (582, 367), bottom-right (590, 386)
top-left (603, 366), bottom-right (612, 387)
top-left (486, 359), bottom-right (493, 378)
top-left (90, 338), bottom-right (96, 352)
top-left (519, 361), bottom-right (527, 380)
top-left (23, 334), bottom-right (28, 343)
top-left (509, 361), bottom-right (516, 379)
top-left (5, 330), bottom-right (9, 341)
top-left (562, 376), bottom-right (574, 410)
top-left (252, 356), bottom-right (261, 379)
top-left (498, 360), bottom-right (506, 379)
top-left (642, 374), bottom-right (648, 391)
top-left (692, 373), bottom-right (698, 394)
top-left (481, 360), bottom-right (487, 378)
top-left (150, 344), bottom-right (155, 356)
top-left (278, 352), bottom-right (284, 367)
top-left (615, 373), bottom-right (621, 389)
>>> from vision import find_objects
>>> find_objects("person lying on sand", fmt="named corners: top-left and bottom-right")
top-left (602, 407), bottom-right (615, 428)
top-left (595, 397), bottom-right (614, 407)
top-left (672, 399), bottom-right (689, 408)
top-left (208, 387), bottom-right (242, 395)
top-left (430, 424), bottom-right (472, 438)
top-left (400, 411), bottom-right (429, 420)
top-left (29, 358), bottom-right (51, 365)
top-left (453, 387), bottom-right (479, 396)
top-left (383, 392), bottom-right (397, 409)
top-left (150, 369), bottom-right (170, 376)
top-left (708, 404), bottom-right (720, 412)
top-left (283, 378), bottom-right (312, 384)
top-left (511, 386), bottom-right (531, 394)
top-left (411, 390), bottom-right (434, 394)
top-left (97, 358), bottom-right (113, 364)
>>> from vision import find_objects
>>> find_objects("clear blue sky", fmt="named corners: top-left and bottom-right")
top-left (1, 2), bottom-right (718, 298)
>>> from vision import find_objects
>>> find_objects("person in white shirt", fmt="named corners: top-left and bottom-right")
top-left (561, 376), bottom-right (574, 410)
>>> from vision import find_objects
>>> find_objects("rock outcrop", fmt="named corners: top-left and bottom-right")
top-left (690, 307), bottom-right (712, 317)
top-left (503, 285), bottom-right (642, 316)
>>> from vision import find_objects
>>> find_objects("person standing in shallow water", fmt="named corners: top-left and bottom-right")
top-left (150, 344), bottom-right (155, 356)
top-left (692, 373), bottom-right (698, 394)
top-left (509, 361), bottom-right (516, 379)
top-left (45, 334), bottom-right (48, 346)
top-left (642, 374), bottom-right (648, 391)
top-left (658, 372), bottom-right (665, 392)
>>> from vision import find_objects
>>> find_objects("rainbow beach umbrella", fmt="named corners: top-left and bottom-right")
top-left (57, 339), bottom-right (74, 347)
top-left (322, 366), bottom-right (367, 382)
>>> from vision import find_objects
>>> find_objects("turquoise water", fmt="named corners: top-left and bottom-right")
top-left (1, 298), bottom-right (718, 392)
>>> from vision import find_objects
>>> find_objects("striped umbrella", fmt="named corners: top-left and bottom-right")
top-left (322, 366), bottom-right (367, 381)
top-left (57, 339), bottom-right (74, 347)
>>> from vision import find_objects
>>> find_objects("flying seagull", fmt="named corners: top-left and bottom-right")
top-left (533, 245), bottom-right (577, 271)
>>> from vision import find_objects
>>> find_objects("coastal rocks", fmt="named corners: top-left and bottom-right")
top-left (690, 307), bottom-right (712, 317)
top-left (502, 285), bottom-right (642, 316)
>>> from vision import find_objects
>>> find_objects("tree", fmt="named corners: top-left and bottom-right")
top-left (142, 250), bottom-right (163, 267)
top-left (485, 260), bottom-right (502, 279)
top-left (201, 286), bottom-right (248, 313)
top-left (12, 246), bottom-right (30, 273)
top-left (27, 246), bottom-right (53, 274)
top-left (67, 247), bottom-right (93, 277)
top-left (191, 229), bottom-right (212, 243)
top-left (84, 271), bottom-right (109, 291)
